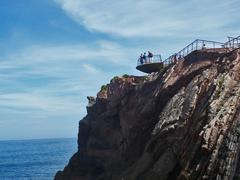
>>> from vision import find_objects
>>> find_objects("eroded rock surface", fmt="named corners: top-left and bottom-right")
top-left (55, 49), bottom-right (240, 180)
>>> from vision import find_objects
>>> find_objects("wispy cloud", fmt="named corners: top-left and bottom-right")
top-left (54, 0), bottom-right (240, 38)
top-left (82, 64), bottom-right (101, 74)
top-left (0, 40), bottom-right (138, 69)
top-left (0, 40), bottom-right (140, 123)
top-left (0, 93), bottom-right (83, 115)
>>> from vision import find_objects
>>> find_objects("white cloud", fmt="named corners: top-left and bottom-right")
top-left (82, 64), bottom-right (101, 74)
top-left (0, 93), bottom-right (82, 115)
top-left (0, 40), bottom-right (141, 123)
top-left (0, 40), bottom-right (135, 69)
top-left (54, 0), bottom-right (240, 38)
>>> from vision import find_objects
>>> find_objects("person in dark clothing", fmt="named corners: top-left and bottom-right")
top-left (202, 43), bottom-right (206, 49)
top-left (173, 53), bottom-right (177, 63)
top-left (148, 51), bottom-right (153, 62)
top-left (139, 54), bottom-right (143, 64)
top-left (143, 52), bottom-right (147, 63)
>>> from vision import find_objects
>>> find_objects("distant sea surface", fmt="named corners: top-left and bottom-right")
top-left (0, 138), bottom-right (77, 180)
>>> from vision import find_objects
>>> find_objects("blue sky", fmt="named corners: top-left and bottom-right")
top-left (0, 0), bottom-right (239, 140)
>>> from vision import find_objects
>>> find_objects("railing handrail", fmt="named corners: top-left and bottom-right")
top-left (196, 39), bottom-right (224, 45)
top-left (174, 39), bottom-right (224, 55)
top-left (163, 39), bottom-right (225, 64)
top-left (224, 35), bottom-right (240, 45)
top-left (224, 36), bottom-right (240, 49)
top-left (137, 35), bottom-right (240, 70)
top-left (137, 54), bottom-right (162, 66)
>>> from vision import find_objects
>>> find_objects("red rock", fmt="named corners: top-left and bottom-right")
top-left (55, 49), bottom-right (240, 180)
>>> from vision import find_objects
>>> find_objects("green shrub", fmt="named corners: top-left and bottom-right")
top-left (113, 76), bottom-right (118, 80)
top-left (217, 76), bottom-right (224, 89)
top-left (144, 76), bottom-right (149, 81)
top-left (101, 85), bottom-right (108, 91)
top-left (111, 76), bottom-right (119, 82)
top-left (122, 74), bottom-right (129, 78)
top-left (110, 76), bottom-right (119, 83)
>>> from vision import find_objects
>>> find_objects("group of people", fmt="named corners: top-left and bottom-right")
top-left (139, 51), bottom-right (153, 64)
top-left (138, 43), bottom-right (211, 66)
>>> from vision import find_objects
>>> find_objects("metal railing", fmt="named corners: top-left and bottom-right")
top-left (136, 35), bottom-right (240, 69)
top-left (137, 54), bottom-right (162, 66)
top-left (163, 39), bottom-right (225, 65)
top-left (224, 36), bottom-right (240, 49)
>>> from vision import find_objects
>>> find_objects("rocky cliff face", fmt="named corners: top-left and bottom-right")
top-left (55, 49), bottom-right (240, 180)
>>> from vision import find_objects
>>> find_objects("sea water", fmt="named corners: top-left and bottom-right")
top-left (0, 138), bottom-right (77, 180)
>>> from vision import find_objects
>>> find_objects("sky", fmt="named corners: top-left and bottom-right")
top-left (0, 0), bottom-right (239, 140)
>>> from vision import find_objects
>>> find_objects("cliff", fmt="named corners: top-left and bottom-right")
top-left (55, 49), bottom-right (240, 180)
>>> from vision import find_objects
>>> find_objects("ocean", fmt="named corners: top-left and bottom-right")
top-left (0, 138), bottom-right (77, 180)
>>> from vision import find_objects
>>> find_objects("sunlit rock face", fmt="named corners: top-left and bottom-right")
top-left (55, 49), bottom-right (240, 180)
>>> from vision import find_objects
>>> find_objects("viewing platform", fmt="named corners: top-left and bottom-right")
top-left (136, 36), bottom-right (240, 73)
top-left (136, 55), bottom-right (163, 73)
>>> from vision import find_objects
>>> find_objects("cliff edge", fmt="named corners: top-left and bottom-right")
top-left (55, 49), bottom-right (240, 180)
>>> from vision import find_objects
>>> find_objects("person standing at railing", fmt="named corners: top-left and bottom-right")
top-left (173, 53), bottom-right (177, 63)
top-left (178, 55), bottom-right (183, 60)
top-left (202, 43), bottom-right (206, 49)
top-left (148, 51), bottom-right (153, 63)
top-left (139, 54), bottom-right (144, 64)
top-left (143, 52), bottom-right (147, 63)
